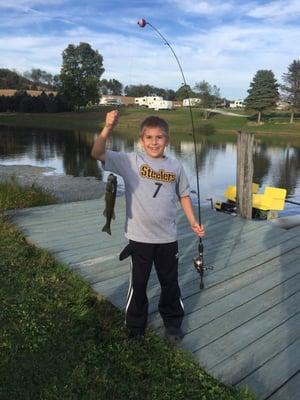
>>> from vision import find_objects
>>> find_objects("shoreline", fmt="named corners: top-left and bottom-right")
top-left (0, 164), bottom-right (106, 203)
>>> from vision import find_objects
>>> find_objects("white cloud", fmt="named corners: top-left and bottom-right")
top-left (0, 1), bottom-right (300, 99)
top-left (170, 0), bottom-right (234, 16)
top-left (247, 0), bottom-right (300, 22)
top-left (1, 19), bottom-right (299, 99)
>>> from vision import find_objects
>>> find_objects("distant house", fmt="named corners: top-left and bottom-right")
top-left (172, 101), bottom-right (182, 108)
top-left (229, 99), bottom-right (244, 108)
top-left (216, 99), bottom-right (230, 108)
top-left (182, 98), bottom-right (201, 107)
top-left (99, 95), bottom-right (135, 106)
top-left (134, 96), bottom-right (173, 110)
top-left (99, 96), bottom-right (122, 106)
top-left (276, 100), bottom-right (289, 110)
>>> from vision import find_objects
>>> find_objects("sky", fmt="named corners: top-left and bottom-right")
top-left (0, 0), bottom-right (300, 99)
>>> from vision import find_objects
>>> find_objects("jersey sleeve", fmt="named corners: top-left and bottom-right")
top-left (176, 164), bottom-right (190, 198)
top-left (102, 150), bottom-right (131, 176)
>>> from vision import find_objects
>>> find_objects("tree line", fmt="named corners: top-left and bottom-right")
top-left (0, 91), bottom-right (71, 113)
top-left (0, 41), bottom-right (300, 122)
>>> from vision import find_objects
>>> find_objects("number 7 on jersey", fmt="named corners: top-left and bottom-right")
top-left (153, 182), bottom-right (163, 198)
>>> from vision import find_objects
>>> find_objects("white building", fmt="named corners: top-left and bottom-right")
top-left (182, 98), bottom-right (202, 107)
top-left (134, 96), bottom-right (173, 110)
top-left (229, 99), bottom-right (244, 108)
top-left (99, 96), bottom-right (123, 106)
top-left (276, 100), bottom-right (289, 110)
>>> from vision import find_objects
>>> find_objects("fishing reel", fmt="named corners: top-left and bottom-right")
top-left (193, 242), bottom-right (213, 290)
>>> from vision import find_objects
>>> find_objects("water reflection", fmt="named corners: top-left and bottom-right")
top-left (0, 124), bottom-right (299, 212)
top-left (0, 125), bottom-right (102, 179)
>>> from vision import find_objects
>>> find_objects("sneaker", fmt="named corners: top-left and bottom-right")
top-left (164, 326), bottom-right (184, 345)
top-left (128, 330), bottom-right (145, 341)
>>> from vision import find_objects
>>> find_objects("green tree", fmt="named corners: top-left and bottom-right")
top-left (99, 79), bottom-right (109, 95)
top-left (52, 74), bottom-right (61, 91)
top-left (175, 84), bottom-right (195, 101)
top-left (194, 80), bottom-right (221, 109)
top-left (0, 68), bottom-right (30, 89)
top-left (59, 42), bottom-right (104, 110)
top-left (281, 59), bottom-right (300, 123)
top-left (164, 89), bottom-right (176, 100)
top-left (244, 70), bottom-right (280, 123)
top-left (23, 68), bottom-right (55, 88)
top-left (124, 84), bottom-right (175, 99)
top-left (100, 78), bottom-right (123, 95)
top-left (124, 84), bottom-right (156, 97)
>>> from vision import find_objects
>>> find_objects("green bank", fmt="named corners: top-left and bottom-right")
top-left (0, 181), bottom-right (256, 399)
top-left (0, 107), bottom-right (299, 139)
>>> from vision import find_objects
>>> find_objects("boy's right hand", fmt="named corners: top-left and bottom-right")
top-left (105, 110), bottom-right (119, 129)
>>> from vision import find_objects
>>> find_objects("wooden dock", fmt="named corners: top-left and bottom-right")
top-left (11, 197), bottom-right (300, 400)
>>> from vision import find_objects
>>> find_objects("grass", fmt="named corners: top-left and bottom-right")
top-left (0, 106), bottom-right (300, 139)
top-left (0, 183), bottom-right (256, 399)
top-left (0, 176), bottom-right (57, 212)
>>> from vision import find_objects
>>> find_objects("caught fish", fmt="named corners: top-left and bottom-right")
top-left (102, 173), bottom-right (117, 235)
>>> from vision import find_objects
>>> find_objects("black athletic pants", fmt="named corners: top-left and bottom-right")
top-left (125, 240), bottom-right (184, 335)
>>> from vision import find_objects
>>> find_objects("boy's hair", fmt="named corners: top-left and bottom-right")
top-left (140, 116), bottom-right (169, 138)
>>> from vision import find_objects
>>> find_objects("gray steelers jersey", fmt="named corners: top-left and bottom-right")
top-left (103, 150), bottom-right (190, 243)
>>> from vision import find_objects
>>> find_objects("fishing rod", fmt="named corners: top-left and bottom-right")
top-left (285, 199), bottom-right (300, 206)
top-left (138, 19), bottom-right (213, 289)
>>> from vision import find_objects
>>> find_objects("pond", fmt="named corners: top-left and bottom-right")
top-left (0, 124), bottom-right (300, 216)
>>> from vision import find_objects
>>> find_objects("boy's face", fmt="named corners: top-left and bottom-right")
top-left (140, 127), bottom-right (169, 159)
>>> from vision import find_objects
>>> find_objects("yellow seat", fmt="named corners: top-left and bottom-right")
top-left (224, 185), bottom-right (236, 202)
top-left (224, 183), bottom-right (259, 202)
top-left (252, 187), bottom-right (287, 211)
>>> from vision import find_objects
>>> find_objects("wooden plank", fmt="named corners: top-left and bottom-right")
top-left (208, 312), bottom-right (300, 385)
top-left (34, 236), bottom-right (125, 259)
top-left (11, 198), bottom-right (112, 217)
top-left (99, 261), bottom-right (299, 334)
top-left (71, 254), bottom-right (130, 280)
top-left (25, 212), bottom-right (256, 269)
top-left (180, 251), bottom-right (299, 312)
top-left (178, 219), bottom-right (267, 259)
top-left (178, 224), bottom-right (298, 276)
top-left (192, 215), bottom-right (263, 240)
top-left (96, 239), bottom-right (300, 314)
top-left (267, 371), bottom-right (300, 400)
top-left (146, 236), bottom-right (300, 313)
top-left (13, 208), bottom-right (125, 232)
top-left (149, 255), bottom-right (300, 330)
top-left (205, 224), bottom-right (300, 266)
top-left (74, 261), bottom-right (130, 284)
top-left (175, 274), bottom-right (300, 352)
top-left (237, 338), bottom-right (300, 399)
top-left (192, 291), bottom-right (300, 368)
top-left (32, 228), bottom-right (125, 253)
top-left (11, 198), bottom-right (212, 226)
top-left (21, 208), bottom-right (291, 281)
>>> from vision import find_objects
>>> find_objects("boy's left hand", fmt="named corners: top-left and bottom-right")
top-left (191, 222), bottom-right (205, 237)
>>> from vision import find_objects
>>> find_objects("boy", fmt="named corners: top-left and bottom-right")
top-left (91, 110), bottom-right (205, 343)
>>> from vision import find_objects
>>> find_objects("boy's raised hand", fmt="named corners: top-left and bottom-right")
top-left (105, 110), bottom-right (119, 129)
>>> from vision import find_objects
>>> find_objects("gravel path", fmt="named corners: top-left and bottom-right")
top-left (0, 165), bottom-right (106, 203)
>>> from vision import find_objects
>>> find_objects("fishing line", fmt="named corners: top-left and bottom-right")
top-left (138, 19), bottom-right (213, 289)
top-left (137, 19), bottom-right (202, 227)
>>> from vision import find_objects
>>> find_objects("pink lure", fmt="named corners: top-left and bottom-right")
top-left (137, 19), bottom-right (147, 28)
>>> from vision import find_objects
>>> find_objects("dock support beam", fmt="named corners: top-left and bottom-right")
top-left (236, 131), bottom-right (255, 219)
